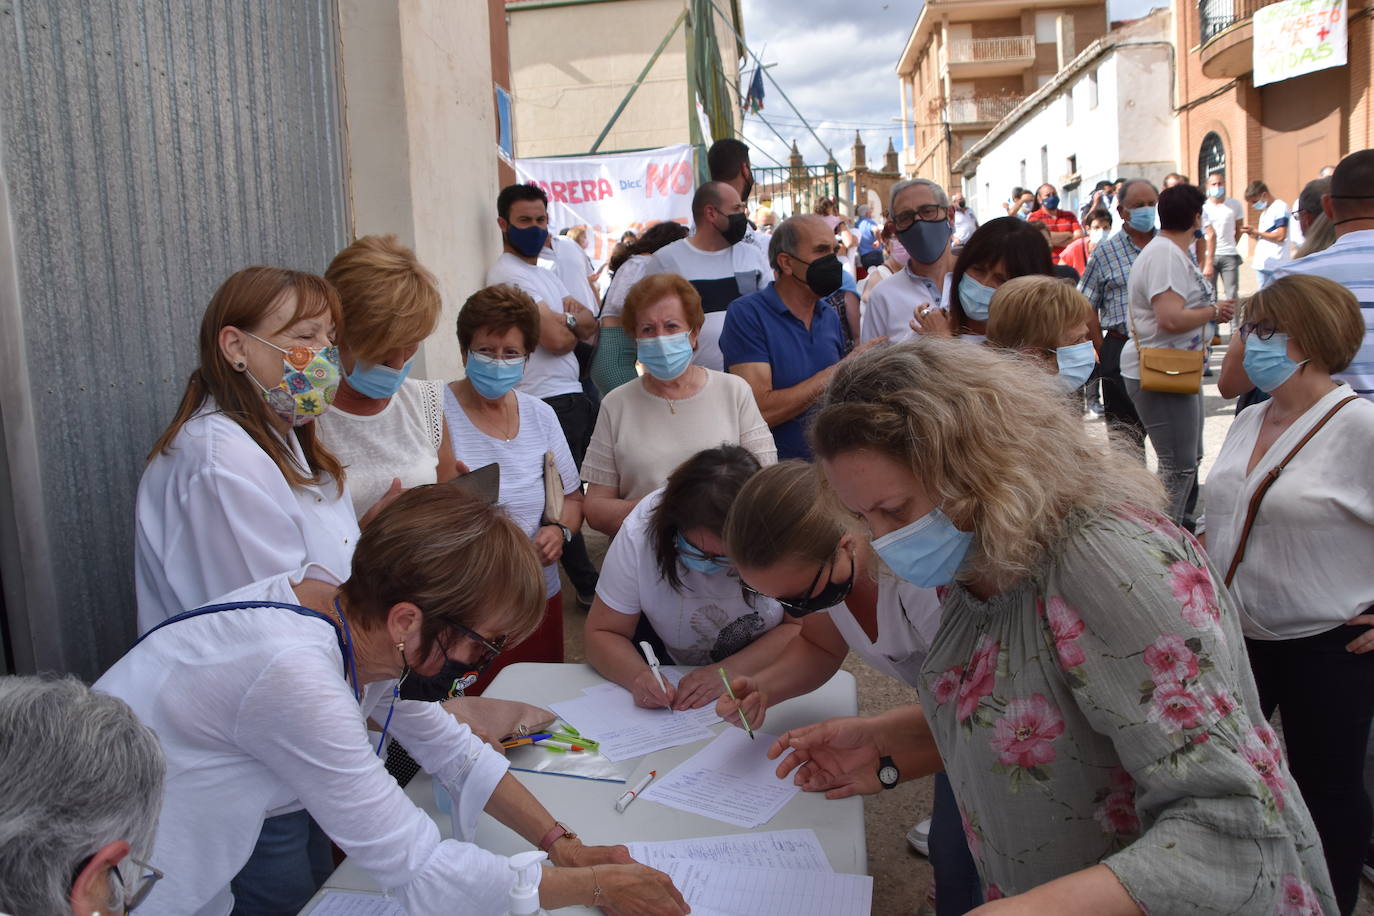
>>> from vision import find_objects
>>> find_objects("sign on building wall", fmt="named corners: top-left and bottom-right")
top-left (515, 144), bottom-right (696, 266)
top-left (1253, 0), bottom-right (1347, 87)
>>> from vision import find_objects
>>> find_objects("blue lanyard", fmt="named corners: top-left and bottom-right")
top-left (332, 599), bottom-right (399, 756)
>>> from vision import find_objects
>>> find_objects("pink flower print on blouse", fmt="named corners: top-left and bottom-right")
top-left (1169, 559), bottom-right (1220, 629)
top-left (1243, 726), bottom-right (1289, 813)
top-left (1211, 690), bottom-right (1237, 718)
top-left (931, 668), bottom-right (962, 706)
top-left (1041, 597), bottom-right (1087, 672)
top-left (960, 807), bottom-right (983, 861)
top-left (985, 885), bottom-right (1004, 901)
top-left (990, 693), bottom-right (1065, 770)
top-left (957, 635), bottom-right (1000, 722)
top-left (1093, 767), bottom-right (1141, 836)
top-left (1148, 681), bottom-right (1207, 733)
top-left (1277, 874), bottom-right (1322, 915)
top-left (1143, 634), bottom-right (1200, 684)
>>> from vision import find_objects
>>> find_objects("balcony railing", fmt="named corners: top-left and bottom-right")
top-left (947, 35), bottom-right (1036, 64)
top-left (1199, 0), bottom-right (1276, 42)
top-left (947, 95), bottom-right (1026, 124)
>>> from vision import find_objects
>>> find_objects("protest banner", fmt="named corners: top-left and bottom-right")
top-left (514, 145), bottom-right (696, 266)
top-left (1252, 0), bottom-right (1346, 88)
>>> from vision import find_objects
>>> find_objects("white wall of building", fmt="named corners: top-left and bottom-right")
top-left (961, 14), bottom-right (1177, 225)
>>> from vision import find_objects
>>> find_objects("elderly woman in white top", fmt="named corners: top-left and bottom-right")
top-left (96, 486), bottom-right (688, 916)
top-left (315, 234), bottom-right (462, 519)
top-left (443, 284), bottom-right (586, 694)
top-left (582, 272), bottom-right (776, 537)
top-left (1120, 184), bottom-right (1235, 528)
top-left (1203, 274), bottom-right (1374, 915)
top-left (589, 221), bottom-right (689, 397)
top-left (0, 676), bottom-right (165, 916)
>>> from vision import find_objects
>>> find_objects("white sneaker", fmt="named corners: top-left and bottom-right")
top-left (907, 817), bottom-right (932, 856)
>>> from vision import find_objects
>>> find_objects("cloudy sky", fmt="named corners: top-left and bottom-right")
top-left (733, 0), bottom-right (1165, 171)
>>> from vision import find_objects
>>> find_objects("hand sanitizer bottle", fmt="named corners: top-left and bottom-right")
top-left (508, 850), bottom-right (548, 916)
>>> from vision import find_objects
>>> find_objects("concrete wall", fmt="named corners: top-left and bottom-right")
top-left (338, 0), bottom-right (503, 382)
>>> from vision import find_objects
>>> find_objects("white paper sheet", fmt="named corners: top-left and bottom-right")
top-left (640, 728), bottom-right (799, 828)
top-left (580, 669), bottom-right (722, 728)
top-left (305, 890), bottom-right (406, 916)
top-left (663, 859), bottom-right (873, 916)
top-left (628, 828), bottom-right (832, 872)
top-left (549, 690), bottom-right (713, 762)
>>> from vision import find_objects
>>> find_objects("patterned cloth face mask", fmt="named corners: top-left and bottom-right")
top-left (243, 331), bottom-right (340, 426)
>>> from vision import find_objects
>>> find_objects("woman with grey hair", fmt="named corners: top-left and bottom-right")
top-left (0, 675), bottom-right (165, 916)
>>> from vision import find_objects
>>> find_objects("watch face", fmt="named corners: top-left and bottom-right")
top-left (879, 764), bottom-right (899, 787)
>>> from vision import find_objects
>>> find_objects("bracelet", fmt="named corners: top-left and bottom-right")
top-left (590, 865), bottom-right (604, 905)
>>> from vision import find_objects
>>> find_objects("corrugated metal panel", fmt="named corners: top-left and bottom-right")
top-left (0, 0), bottom-right (348, 678)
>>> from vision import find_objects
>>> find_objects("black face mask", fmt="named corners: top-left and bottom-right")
top-left (720, 211), bottom-right (750, 246)
top-left (742, 173), bottom-right (755, 205)
top-left (791, 252), bottom-right (844, 297)
top-left (747, 548), bottom-right (856, 618)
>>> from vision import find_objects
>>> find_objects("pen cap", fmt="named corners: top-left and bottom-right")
top-left (508, 850), bottom-right (548, 915)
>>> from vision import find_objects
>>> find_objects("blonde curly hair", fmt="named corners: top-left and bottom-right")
top-left (810, 337), bottom-right (1164, 587)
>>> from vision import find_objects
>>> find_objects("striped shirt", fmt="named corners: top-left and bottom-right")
top-left (1078, 228), bottom-right (1148, 331)
top-left (1269, 229), bottom-right (1374, 398)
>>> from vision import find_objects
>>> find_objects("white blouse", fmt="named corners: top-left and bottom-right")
top-left (1205, 383), bottom-right (1374, 639)
top-left (96, 569), bottom-right (515, 916)
top-left (134, 402), bottom-right (359, 634)
top-left (826, 573), bottom-right (942, 687)
top-left (315, 378), bottom-right (445, 519)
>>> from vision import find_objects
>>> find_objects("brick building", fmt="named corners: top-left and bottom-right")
top-left (1176, 0), bottom-right (1374, 206)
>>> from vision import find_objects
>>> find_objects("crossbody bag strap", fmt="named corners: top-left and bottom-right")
top-left (1222, 395), bottom-right (1358, 587)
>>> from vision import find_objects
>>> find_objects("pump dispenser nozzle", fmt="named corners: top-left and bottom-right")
top-left (508, 849), bottom-right (548, 915)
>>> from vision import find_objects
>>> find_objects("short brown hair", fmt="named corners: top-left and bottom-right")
top-left (986, 276), bottom-right (1093, 352)
top-left (1243, 274), bottom-right (1364, 373)
top-left (456, 285), bottom-right (540, 355)
top-left (326, 235), bottom-right (441, 363)
top-left (341, 484), bottom-right (546, 658)
top-left (621, 273), bottom-right (705, 337)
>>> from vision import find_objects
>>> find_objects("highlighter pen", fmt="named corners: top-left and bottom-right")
top-left (615, 770), bottom-right (657, 812)
top-left (718, 667), bottom-right (755, 740)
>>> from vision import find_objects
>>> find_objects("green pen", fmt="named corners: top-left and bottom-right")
top-left (540, 743), bottom-right (569, 754)
top-left (718, 667), bottom-right (755, 740)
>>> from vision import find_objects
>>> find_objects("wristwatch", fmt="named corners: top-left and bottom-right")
top-left (564, 312), bottom-right (579, 331)
top-left (538, 820), bottom-right (578, 853)
top-left (555, 522), bottom-right (573, 543)
top-left (877, 755), bottom-right (900, 790)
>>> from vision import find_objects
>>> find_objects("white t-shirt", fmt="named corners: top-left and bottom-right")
top-left (548, 236), bottom-right (598, 311)
top-left (1120, 236), bottom-right (1216, 379)
top-left (315, 378), bottom-right (445, 519)
top-left (485, 253), bottom-right (582, 399)
top-left (861, 266), bottom-right (948, 344)
top-left (644, 237), bottom-right (771, 370)
top-left (861, 264), bottom-right (893, 301)
top-left (597, 490), bottom-right (786, 665)
top-left (581, 369), bottom-right (776, 500)
top-left (742, 225), bottom-right (773, 265)
top-left (442, 388), bottom-right (579, 598)
top-left (601, 254), bottom-right (652, 321)
top-left (1205, 384), bottom-right (1374, 639)
top-left (825, 574), bottom-right (942, 687)
top-left (134, 403), bottom-right (359, 634)
top-left (1203, 198), bottom-right (1245, 258)
top-left (1253, 199), bottom-right (1292, 272)
top-left (96, 569), bottom-right (513, 916)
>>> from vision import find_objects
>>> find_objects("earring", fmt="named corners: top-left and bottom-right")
top-left (395, 641), bottom-right (411, 685)
top-left (234, 361), bottom-right (246, 370)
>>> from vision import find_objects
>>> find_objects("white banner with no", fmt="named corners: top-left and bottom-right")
top-left (1253, 0), bottom-right (1347, 88)
top-left (514, 145), bottom-right (696, 266)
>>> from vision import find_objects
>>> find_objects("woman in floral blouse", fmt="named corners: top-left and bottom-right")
top-left (768, 338), bottom-right (1334, 914)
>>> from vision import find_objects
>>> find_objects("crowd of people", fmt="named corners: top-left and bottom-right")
top-left (1, 140), bottom-right (1372, 916)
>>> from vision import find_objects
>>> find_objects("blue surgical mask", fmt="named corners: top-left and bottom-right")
top-left (1127, 205), bottom-right (1157, 232)
top-left (1042, 194), bottom-right (1059, 210)
top-left (871, 508), bottom-right (973, 588)
top-left (637, 331), bottom-right (694, 381)
top-left (1208, 185), bottom-right (1225, 199)
top-left (1055, 341), bottom-right (1096, 390)
top-left (345, 356), bottom-right (413, 399)
top-left (958, 273), bottom-right (996, 320)
top-left (1252, 199), bottom-right (1267, 211)
top-left (506, 224), bottom-right (549, 258)
top-left (466, 351), bottom-right (525, 399)
top-left (676, 532), bottom-right (730, 575)
top-left (1243, 332), bottom-right (1308, 393)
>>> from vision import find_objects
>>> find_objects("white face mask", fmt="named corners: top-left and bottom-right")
top-left (1089, 227), bottom-right (1107, 246)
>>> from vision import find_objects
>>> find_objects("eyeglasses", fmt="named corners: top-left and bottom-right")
top-left (742, 548), bottom-right (855, 617)
top-left (1239, 321), bottom-right (1279, 341)
top-left (438, 621), bottom-right (508, 672)
top-left (893, 205), bottom-right (950, 230)
top-left (115, 857), bottom-right (164, 911)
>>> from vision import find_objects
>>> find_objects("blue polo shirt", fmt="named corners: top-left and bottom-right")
top-left (719, 283), bottom-right (845, 461)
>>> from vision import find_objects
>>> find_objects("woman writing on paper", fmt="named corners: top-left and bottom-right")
top-left (96, 486), bottom-right (689, 916)
top-left (732, 338), bottom-right (1334, 914)
top-left (584, 446), bottom-right (799, 710)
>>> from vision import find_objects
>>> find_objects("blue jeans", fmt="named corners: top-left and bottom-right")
top-left (931, 772), bottom-right (983, 914)
top-left (230, 810), bottom-right (333, 916)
